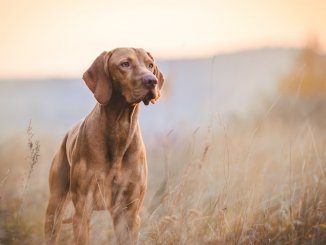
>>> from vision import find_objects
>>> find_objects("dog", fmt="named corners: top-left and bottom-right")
top-left (44, 48), bottom-right (164, 245)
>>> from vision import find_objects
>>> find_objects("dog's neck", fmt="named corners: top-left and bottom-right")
top-left (102, 94), bottom-right (139, 123)
top-left (90, 94), bottom-right (141, 165)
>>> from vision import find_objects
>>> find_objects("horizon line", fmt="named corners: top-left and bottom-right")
top-left (0, 45), bottom-right (317, 80)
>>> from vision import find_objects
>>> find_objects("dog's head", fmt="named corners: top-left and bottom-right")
top-left (83, 48), bottom-right (164, 106)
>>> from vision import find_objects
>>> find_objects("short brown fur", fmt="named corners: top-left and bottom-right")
top-left (44, 48), bottom-right (164, 245)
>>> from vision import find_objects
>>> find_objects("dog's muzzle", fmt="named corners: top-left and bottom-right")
top-left (142, 74), bottom-right (158, 89)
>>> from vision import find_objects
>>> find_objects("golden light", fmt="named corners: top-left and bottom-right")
top-left (1, 0), bottom-right (325, 77)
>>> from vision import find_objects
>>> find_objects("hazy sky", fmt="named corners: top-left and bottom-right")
top-left (1, 0), bottom-right (325, 78)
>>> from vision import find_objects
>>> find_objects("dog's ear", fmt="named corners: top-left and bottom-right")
top-left (83, 51), bottom-right (112, 105)
top-left (147, 52), bottom-right (164, 90)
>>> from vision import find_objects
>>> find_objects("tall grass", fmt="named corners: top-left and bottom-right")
top-left (0, 122), bottom-right (42, 244)
top-left (0, 96), bottom-right (325, 244)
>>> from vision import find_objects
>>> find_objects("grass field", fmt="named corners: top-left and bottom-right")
top-left (0, 95), bottom-right (325, 244)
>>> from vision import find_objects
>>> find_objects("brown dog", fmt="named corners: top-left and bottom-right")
top-left (44, 48), bottom-right (164, 245)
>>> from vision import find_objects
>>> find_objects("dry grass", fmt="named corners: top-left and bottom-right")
top-left (0, 96), bottom-right (325, 244)
top-left (140, 100), bottom-right (326, 244)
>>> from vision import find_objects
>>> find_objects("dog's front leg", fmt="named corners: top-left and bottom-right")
top-left (111, 207), bottom-right (141, 245)
top-left (72, 192), bottom-right (93, 245)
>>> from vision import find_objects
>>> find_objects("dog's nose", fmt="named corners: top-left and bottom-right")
top-left (142, 74), bottom-right (158, 87)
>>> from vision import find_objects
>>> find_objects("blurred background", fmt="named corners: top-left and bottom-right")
top-left (0, 0), bottom-right (325, 244)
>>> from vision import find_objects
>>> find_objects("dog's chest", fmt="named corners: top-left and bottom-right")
top-left (92, 165), bottom-right (146, 211)
top-left (104, 123), bottom-right (137, 161)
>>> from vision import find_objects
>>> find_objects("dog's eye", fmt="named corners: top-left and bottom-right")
top-left (121, 62), bottom-right (130, 68)
top-left (148, 63), bottom-right (154, 69)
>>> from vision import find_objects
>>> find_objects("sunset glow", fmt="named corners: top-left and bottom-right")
top-left (1, 0), bottom-right (326, 78)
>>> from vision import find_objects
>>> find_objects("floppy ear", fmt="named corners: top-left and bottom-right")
top-left (83, 51), bottom-right (112, 105)
top-left (154, 65), bottom-right (164, 90)
top-left (147, 52), bottom-right (165, 90)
